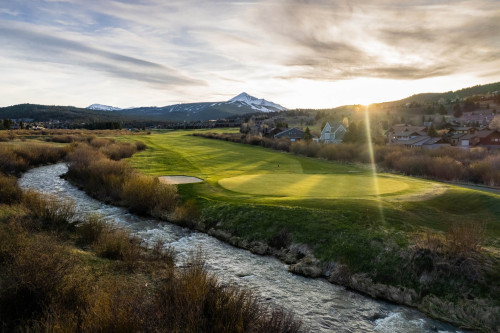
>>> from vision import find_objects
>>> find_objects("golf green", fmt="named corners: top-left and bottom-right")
top-left (219, 173), bottom-right (409, 198)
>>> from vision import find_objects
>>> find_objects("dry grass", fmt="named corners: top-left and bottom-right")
top-left (0, 173), bottom-right (22, 204)
top-left (0, 213), bottom-right (303, 332)
top-left (415, 221), bottom-right (486, 258)
top-left (22, 190), bottom-right (76, 232)
top-left (446, 221), bottom-right (486, 256)
top-left (173, 199), bottom-right (199, 225)
top-left (122, 173), bottom-right (178, 216)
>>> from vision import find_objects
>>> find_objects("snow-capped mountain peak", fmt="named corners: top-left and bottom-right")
top-left (228, 93), bottom-right (286, 112)
top-left (87, 104), bottom-right (122, 111)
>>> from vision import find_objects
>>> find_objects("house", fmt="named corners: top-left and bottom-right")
top-left (474, 130), bottom-right (500, 148)
top-left (319, 122), bottom-right (346, 144)
top-left (386, 125), bottom-right (427, 143)
top-left (457, 130), bottom-right (500, 148)
top-left (391, 136), bottom-right (450, 149)
top-left (449, 133), bottom-right (467, 145)
top-left (449, 126), bottom-right (477, 135)
top-left (266, 127), bottom-right (287, 137)
top-left (422, 137), bottom-right (451, 149)
top-left (274, 128), bottom-right (304, 141)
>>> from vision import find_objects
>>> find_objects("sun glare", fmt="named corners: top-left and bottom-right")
top-left (364, 105), bottom-right (385, 222)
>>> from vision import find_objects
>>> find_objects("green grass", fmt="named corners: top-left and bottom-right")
top-left (118, 130), bottom-right (500, 267)
top-left (121, 130), bottom-right (443, 201)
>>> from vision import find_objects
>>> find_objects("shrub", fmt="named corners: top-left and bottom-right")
top-left (100, 142), bottom-right (137, 160)
top-left (135, 140), bottom-right (147, 151)
top-left (22, 190), bottom-right (76, 232)
top-left (76, 213), bottom-right (109, 246)
top-left (0, 146), bottom-right (28, 175)
top-left (470, 156), bottom-right (500, 186)
top-left (13, 144), bottom-right (67, 166)
top-left (93, 224), bottom-right (141, 264)
top-left (446, 221), bottom-right (486, 257)
top-left (428, 156), bottom-right (465, 181)
top-left (173, 199), bottom-right (199, 225)
top-left (153, 252), bottom-right (302, 332)
top-left (90, 137), bottom-right (114, 148)
top-left (122, 174), bottom-right (178, 216)
top-left (0, 233), bottom-right (89, 329)
top-left (0, 173), bottom-right (22, 204)
top-left (150, 239), bottom-right (176, 266)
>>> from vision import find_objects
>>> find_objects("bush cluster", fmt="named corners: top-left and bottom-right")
top-left (0, 209), bottom-right (303, 332)
top-left (0, 144), bottom-right (68, 176)
top-left (22, 190), bottom-right (76, 232)
top-left (66, 142), bottom-right (177, 216)
top-left (0, 173), bottom-right (22, 204)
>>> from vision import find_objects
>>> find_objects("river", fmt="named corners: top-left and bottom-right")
top-left (18, 163), bottom-right (462, 333)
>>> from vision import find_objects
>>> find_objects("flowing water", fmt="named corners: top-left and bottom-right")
top-left (19, 163), bottom-right (462, 333)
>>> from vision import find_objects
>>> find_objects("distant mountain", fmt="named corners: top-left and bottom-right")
top-left (116, 93), bottom-right (287, 121)
top-left (228, 92), bottom-right (287, 112)
top-left (0, 93), bottom-right (286, 124)
top-left (87, 104), bottom-right (122, 111)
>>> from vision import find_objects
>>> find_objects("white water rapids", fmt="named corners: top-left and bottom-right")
top-left (18, 163), bottom-right (462, 333)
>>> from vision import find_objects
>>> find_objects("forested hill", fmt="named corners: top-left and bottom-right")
top-left (377, 81), bottom-right (500, 107)
top-left (0, 104), bottom-right (129, 123)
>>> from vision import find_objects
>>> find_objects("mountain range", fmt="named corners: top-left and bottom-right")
top-left (86, 93), bottom-right (286, 121)
top-left (1, 82), bottom-right (498, 124)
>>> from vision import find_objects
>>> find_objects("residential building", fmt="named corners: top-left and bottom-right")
top-left (319, 122), bottom-right (346, 144)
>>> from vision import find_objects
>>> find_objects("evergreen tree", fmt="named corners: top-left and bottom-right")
top-left (453, 103), bottom-right (463, 118)
top-left (303, 127), bottom-right (312, 141)
top-left (438, 104), bottom-right (447, 115)
top-left (427, 124), bottom-right (438, 137)
top-left (3, 119), bottom-right (12, 130)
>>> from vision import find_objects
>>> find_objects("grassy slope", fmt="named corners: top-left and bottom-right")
top-left (120, 131), bottom-right (500, 261)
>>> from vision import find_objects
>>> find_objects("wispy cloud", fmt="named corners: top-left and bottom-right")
top-left (0, 0), bottom-right (498, 108)
top-left (249, 0), bottom-right (500, 81)
top-left (0, 22), bottom-right (204, 87)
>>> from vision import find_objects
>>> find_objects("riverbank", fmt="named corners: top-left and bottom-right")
top-left (20, 163), bottom-right (463, 332)
top-left (0, 137), bottom-right (303, 332)
top-left (114, 130), bottom-right (500, 332)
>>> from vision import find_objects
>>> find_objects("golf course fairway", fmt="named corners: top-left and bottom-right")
top-left (120, 130), bottom-right (449, 203)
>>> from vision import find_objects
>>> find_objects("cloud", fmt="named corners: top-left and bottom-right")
top-left (249, 0), bottom-right (500, 81)
top-left (0, 22), bottom-right (205, 88)
top-left (0, 0), bottom-right (499, 108)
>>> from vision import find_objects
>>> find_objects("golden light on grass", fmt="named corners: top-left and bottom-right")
top-left (364, 104), bottom-right (386, 222)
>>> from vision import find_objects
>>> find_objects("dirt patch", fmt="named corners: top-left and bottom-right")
top-left (158, 176), bottom-right (203, 185)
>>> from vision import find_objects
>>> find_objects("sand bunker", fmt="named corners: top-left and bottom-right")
top-left (158, 176), bottom-right (203, 185)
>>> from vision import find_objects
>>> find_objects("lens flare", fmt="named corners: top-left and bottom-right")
top-left (364, 105), bottom-right (385, 222)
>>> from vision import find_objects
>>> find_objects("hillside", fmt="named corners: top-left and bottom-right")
top-left (0, 104), bottom-right (128, 123)
top-left (376, 81), bottom-right (500, 107)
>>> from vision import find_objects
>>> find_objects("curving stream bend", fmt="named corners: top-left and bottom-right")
top-left (18, 163), bottom-right (462, 333)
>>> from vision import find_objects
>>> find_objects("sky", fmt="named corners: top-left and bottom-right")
top-left (0, 0), bottom-right (499, 109)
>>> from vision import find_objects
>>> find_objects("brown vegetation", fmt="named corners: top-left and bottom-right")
top-left (66, 142), bottom-right (177, 215)
top-left (0, 173), bottom-right (22, 204)
top-left (0, 197), bottom-right (303, 332)
top-left (415, 220), bottom-right (486, 258)
top-left (22, 190), bottom-right (76, 232)
top-left (122, 174), bottom-right (178, 216)
top-left (0, 144), bottom-right (68, 176)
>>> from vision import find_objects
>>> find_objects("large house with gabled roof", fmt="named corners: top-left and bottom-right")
top-left (319, 122), bottom-right (346, 144)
